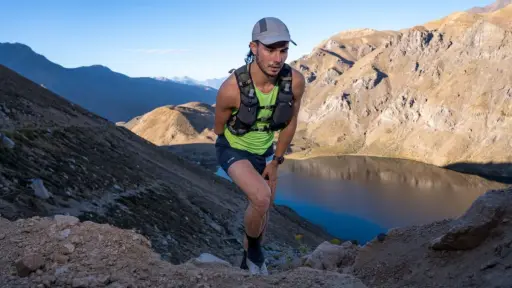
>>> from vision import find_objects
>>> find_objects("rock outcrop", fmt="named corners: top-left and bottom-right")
top-left (302, 240), bottom-right (359, 272)
top-left (288, 4), bottom-right (512, 179)
top-left (430, 187), bottom-right (512, 250)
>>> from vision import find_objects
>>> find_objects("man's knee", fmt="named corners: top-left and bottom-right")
top-left (250, 185), bottom-right (271, 214)
top-left (226, 159), bottom-right (272, 214)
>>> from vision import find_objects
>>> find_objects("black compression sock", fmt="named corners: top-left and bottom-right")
top-left (246, 232), bottom-right (262, 248)
top-left (245, 232), bottom-right (264, 266)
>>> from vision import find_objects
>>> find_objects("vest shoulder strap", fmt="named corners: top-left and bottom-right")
top-left (277, 63), bottom-right (293, 94)
top-left (233, 64), bottom-right (256, 100)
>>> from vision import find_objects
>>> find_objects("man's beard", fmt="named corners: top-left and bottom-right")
top-left (255, 55), bottom-right (280, 78)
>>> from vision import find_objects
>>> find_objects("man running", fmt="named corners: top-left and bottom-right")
top-left (213, 16), bottom-right (305, 275)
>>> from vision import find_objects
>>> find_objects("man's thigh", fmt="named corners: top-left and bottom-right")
top-left (216, 142), bottom-right (271, 202)
top-left (227, 159), bottom-right (271, 205)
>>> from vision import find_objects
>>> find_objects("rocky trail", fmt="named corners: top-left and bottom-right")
top-left (1, 186), bottom-right (510, 287)
top-left (0, 215), bottom-right (366, 288)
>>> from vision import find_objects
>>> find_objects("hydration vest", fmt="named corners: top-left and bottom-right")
top-left (226, 63), bottom-right (294, 136)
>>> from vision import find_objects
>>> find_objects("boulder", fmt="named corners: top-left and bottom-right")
top-left (303, 241), bottom-right (359, 271)
top-left (430, 187), bottom-right (512, 250)
top-left (0, 132), bottom-right (15, 149)
top-left (54, 215), bottom-right (80, 227)
top-left (15, 253), bottom-right (44, 277)
top-left (188, 253), bottom-right (232, 268)
top-left (30, 178), bottom-right (51, 199)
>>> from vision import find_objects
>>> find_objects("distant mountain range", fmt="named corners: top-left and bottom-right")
top-left (0, 42), bottom-right (218, 122)
top-left (154, 76), bottom-right (226, 90)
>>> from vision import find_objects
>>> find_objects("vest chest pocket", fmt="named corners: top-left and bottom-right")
top-left (271, 97), bottom-right (294, 130)
top-left (236, 90), bottom-right (259, 126)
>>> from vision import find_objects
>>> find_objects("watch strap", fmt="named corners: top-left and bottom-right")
top-left (273, 155), bottom-right (285, 164)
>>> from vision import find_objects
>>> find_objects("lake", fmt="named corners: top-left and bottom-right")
top-left (215, 155), bottom-right (506, 244)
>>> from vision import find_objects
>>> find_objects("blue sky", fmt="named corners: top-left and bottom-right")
top-left (0, 0), bottom-right (493, 80)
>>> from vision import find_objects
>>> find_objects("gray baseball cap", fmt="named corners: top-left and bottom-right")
top-left (252, 17), bottom-right (297, 46)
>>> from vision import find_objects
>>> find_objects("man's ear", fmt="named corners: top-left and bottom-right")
top-left (249, 41), bottom-right (258, 55)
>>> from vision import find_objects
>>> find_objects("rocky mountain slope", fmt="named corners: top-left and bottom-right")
top-left (117, 102), bottom-right (218, 169)
top-left (0, 42), bottom-right (218, 122)
top-left (288, 3), bottom-right (512, 179)
top-left (0, 64), bottom-right (334, 268)
top-left (468, 0), bottom-right (512, 13)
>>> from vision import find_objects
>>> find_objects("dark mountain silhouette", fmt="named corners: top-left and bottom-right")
top-left (0, 42), bottom-right (218, 122)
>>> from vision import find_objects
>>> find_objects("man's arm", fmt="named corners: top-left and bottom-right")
top-left (214, 75), bottom-right (238, 135)
top-left (272, 68), bottom-right (306, 160)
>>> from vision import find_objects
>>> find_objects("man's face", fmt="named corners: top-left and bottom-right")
top-left (252, 41), bottom-right (289, 77)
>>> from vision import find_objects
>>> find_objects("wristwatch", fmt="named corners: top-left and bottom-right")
top-left (273, 155), bottom-right (285, 165)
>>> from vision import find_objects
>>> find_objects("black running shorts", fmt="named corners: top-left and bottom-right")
top-left (215, 135), bottom-right (274, 175)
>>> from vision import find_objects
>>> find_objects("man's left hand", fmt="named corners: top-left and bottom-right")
top-left (262, 160), bottom-right (278, 202)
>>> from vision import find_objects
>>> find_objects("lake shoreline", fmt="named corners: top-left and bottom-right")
top-left (164, 139), bottom-right (512, 185)
top-left (285, 149), bottom-right (512, 185)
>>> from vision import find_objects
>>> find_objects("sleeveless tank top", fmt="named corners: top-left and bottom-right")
top-left (223, 85), bottom-right (278, 155)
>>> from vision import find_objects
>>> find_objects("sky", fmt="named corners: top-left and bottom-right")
top-left (0, 0), bottom-right (494, 81)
